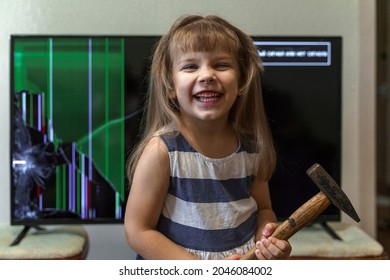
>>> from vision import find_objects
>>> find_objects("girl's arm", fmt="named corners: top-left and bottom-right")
top-left (124, 137), bottom-right (198, 260)
top-left (250, 177), bottom-right (292, 260)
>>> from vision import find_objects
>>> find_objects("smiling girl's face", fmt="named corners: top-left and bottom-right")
top-left (172, 50), bottom-right (241, 125)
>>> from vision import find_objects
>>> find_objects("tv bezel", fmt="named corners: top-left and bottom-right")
top-left (9, 34), bottom-right (342, 227)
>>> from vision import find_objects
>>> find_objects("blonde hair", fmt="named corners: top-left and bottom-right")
top-left (126, 14), bottom-right (276, 183)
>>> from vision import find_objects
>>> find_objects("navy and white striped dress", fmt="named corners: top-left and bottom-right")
top-left (140, 132), bottom-right (259, 260)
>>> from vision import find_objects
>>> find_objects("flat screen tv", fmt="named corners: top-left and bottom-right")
top-left (10, 35), bottom-right (341, 241)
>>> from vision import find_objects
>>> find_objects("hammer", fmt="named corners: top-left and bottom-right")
top-left (240, 163), bottom-right (361, 260)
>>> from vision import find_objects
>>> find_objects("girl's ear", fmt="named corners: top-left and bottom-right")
top-left (168, 90), bottom-right (177, 99)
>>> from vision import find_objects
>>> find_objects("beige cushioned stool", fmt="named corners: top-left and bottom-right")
top-left (289, 222), bottom-right (387, 259)
top-left (0, 224), bottom-right (89, 260)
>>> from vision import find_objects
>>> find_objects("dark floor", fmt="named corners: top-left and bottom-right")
top-left (377, 185), bottom-right (390, 258)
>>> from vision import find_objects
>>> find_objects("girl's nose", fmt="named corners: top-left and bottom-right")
top-left (199, 68), bottom-right (215, 83)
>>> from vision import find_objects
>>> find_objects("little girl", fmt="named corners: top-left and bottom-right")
top-left (124, 14), bottom-right (291, 260)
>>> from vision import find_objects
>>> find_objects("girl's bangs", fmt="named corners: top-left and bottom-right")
top-left (170, 26), bottom-right (239, 56)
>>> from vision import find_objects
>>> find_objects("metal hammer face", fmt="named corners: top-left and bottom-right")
top-left (306, 163), bottom-right (360, 222)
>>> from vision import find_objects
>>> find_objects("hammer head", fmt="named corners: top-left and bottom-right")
top-left (306, 163), bottom-right (360, 222)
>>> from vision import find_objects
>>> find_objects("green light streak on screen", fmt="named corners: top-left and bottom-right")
top-left (47, 38), bottom-right (53, 143)
top-left (120, 39), bottom-right (125, 201)
top-left (62, 164), bottom-right (66, 210)
top-left (105, 39), bottom-right (110, 192)
top-left (116, 191), bottom-right (120, 219)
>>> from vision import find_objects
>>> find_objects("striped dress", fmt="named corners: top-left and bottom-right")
top-left (139, 132), bottom-right (259, 260)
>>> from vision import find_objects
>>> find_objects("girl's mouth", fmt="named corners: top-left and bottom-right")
top-left (195, 92), bottom-right (222, 102)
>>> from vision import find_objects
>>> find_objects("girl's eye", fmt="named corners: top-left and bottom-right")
top-left (215, 63), bottom-right (231, 70)
top-left (182, 64), bottom-right (198, 71)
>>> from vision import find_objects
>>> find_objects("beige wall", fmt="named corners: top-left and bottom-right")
top-left (0, 0), bottom-right (377, 259)
top-left (377, 0), bottom-right (387, 190)
top-left (387, 1), bottom-right (390, 185)
top-left (377, 0), bottom-right (390, 199)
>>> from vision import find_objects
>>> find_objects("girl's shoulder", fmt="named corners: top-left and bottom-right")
top-left (130, 135), bottom-right (170, 189)
top-left (141, 135), bottom-right (170, 162)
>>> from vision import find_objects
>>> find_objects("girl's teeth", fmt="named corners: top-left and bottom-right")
top-left (196, 93), bottom-right (220, 101)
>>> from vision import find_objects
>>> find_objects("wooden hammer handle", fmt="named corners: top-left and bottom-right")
top-left (239, 191), bottom-right (331, 260)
